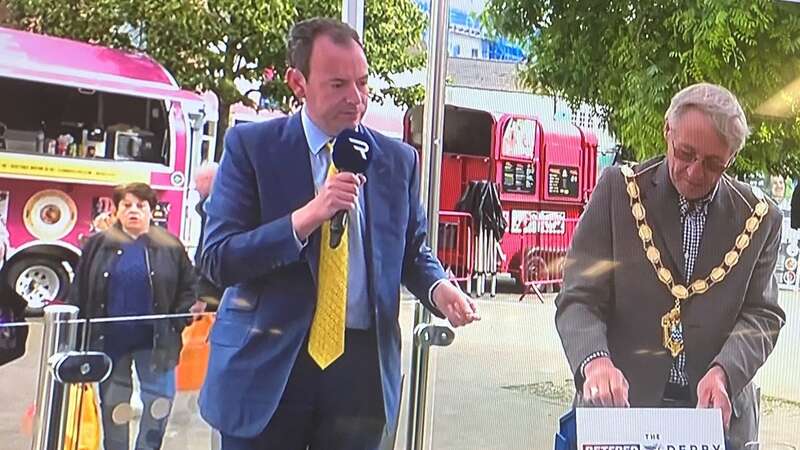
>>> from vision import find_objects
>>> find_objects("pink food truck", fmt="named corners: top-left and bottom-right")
top-left (0, 27), bottom-right (213, 308)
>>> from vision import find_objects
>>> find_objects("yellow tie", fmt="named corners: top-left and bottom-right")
top-left (308, 143), bottom-right (348, 369)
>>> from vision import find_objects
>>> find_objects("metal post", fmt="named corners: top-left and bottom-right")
top-left (341, 0), bottom-right (365, 40)
top-left (407, 0), bottom-right (449, 448)
top-left (32, 305), bottom-right (80, 450)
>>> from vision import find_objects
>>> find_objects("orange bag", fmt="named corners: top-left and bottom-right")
top-left (176, 315), bottom-right (214, 391)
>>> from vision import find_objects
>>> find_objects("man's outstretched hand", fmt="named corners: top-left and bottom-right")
top-left (432, 282), bottom-right (480, 327)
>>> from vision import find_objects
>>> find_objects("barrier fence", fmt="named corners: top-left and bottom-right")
top-left (517, 217), bottom-right (579, 301)
top-left (437, 211), bottom-right (474, 285)
top-left (437, 213), bottom-right (581, 300)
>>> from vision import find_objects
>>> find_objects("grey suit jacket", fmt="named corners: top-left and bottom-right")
top-left (555, 157), bottom-right (785, 448)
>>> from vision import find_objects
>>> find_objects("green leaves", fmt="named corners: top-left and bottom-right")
top-left (484, 0), bottom-right (800, 176)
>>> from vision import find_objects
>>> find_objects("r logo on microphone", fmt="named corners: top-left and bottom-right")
top-left (329, 127), bottom-right (373, 249)
top-left (349, 137), bottom-right (369, 160)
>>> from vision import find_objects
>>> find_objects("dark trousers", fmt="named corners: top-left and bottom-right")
top-left (221, 328), bottom-right (386, 450)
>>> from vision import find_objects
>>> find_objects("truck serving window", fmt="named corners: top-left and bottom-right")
top-left (501, 118), bottom-right (536, 160)
top-left (0, 76), bottom-right (170, 165)
top-left (407, 105), bottom-right (492, 158)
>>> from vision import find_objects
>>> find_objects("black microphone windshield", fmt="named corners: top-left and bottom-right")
top-left (332, 127), bottom-right (372, 173)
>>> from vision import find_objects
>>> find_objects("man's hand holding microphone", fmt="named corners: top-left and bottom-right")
top-left (292, 171), bottom-right (365, 241)
top-left (290, 126), bottom-right (479, 328)
top-left (292, 127), bottom-right (369, 241)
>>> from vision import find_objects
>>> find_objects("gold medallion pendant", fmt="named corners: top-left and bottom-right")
top-left (661, 305), bottom-right (684, 356)
top-left (620, 166), bottom-right (768, 357)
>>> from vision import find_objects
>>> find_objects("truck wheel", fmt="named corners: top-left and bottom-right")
top-left (7, 257), bottom-right (70, 309)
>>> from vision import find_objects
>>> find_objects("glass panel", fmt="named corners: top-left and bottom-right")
top-left (427, 295), bottom-right (572, 449)
top-left (422, 290), bottom-right (800, 448)
top-left (0, 320), bottom-right (42, 450)
top-left (395, 297), bottom-right (418, 450)
top-left (75, 313), bottom-right (217, 450)
top-left (753, 290), bottom-right (800, 448)
top-left (418, 1), bottom-right (800, 445)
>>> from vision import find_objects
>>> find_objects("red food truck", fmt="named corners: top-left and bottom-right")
top-left (404, 103), bottom-right (598, 296)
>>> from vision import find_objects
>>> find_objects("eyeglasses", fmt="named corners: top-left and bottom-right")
top-left (670, 138), bottom-right (734, 175)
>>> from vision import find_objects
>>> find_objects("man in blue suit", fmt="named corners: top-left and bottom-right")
top-left (199, 17), bottom-right (480, 450)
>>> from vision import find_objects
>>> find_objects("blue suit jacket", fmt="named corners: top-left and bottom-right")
top-left (198, 113), bottom-right (447, 438)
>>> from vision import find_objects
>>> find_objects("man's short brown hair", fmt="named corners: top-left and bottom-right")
top-left (287, 17), bottom-right (362, 79)
top-left (112, 182), bottom-right (158, 210)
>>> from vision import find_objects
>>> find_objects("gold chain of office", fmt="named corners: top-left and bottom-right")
top-left (620, 165), bottom-right (769, 357)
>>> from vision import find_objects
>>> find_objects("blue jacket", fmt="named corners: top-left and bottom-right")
top-left (198, 113), bottom-right (446, 438)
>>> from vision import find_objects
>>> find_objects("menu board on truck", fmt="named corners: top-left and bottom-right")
top-left (503, 161), bottom-right (535, 194)
top-left (548, 165), bottom-right (579, 198)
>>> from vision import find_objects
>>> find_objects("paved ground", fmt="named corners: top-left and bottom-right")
top-left (2, 280), bottom-right (799, 449)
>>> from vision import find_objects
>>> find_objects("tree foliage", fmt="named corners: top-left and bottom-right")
top-left (483, 0), bottom-right (800, 176)
top-left (5, 0), bottom-right (426, 156)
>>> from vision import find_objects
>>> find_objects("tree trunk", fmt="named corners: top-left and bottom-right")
top-left (0, 1), bottom-right (12, 26)
top-left (214, 101), bottom-right (232, 162)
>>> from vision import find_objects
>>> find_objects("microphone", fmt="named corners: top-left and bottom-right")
top-left (329, 126), bottom-right (373, 248)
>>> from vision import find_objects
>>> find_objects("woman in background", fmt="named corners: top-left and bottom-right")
top-left (70, 182), bottom-right (198, 450)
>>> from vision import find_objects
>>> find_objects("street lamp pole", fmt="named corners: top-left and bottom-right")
top-left (341, 0), bottom-right (365, 40)
top-left (407, 0), bottom-right (449, 449)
